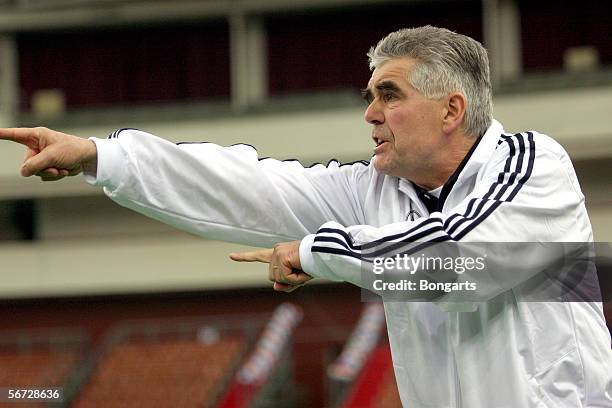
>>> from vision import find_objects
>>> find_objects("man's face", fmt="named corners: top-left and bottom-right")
top-left (363, 58), bottom-right (446, 182)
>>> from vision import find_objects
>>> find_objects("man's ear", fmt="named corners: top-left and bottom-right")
top-left (442, 92), bottom-right (467, 134)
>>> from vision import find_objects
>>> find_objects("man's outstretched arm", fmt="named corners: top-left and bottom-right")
top-left (0, 127), bottom-right (97, 181)
top-left (2, 126), bottom-right (371, 248)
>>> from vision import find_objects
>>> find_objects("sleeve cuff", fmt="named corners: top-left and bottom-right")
top-left (299, 234), bottom-right (321, 278)
top-left (83, 137), bottom-right (125, 188)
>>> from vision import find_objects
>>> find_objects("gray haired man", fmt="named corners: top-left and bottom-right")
top-left (1, 26), bottom-right (611, 407)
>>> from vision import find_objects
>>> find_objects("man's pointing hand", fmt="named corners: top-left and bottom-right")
top-left (0, 127), bottom-right (97, 181)
top-left (230, 240), bottom-right (312, 292)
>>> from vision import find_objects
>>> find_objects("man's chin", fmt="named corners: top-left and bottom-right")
top-left (372, 157), bottom-right (391, 175)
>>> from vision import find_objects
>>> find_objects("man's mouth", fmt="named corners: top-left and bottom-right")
top-left (373, 138), bottom-right (389, 154)
top-left (374, 137), bottom-right (386, 146)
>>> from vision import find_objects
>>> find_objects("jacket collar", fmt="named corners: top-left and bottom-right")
top-left (457, 119), bottom-right (504, 182)
top-left (398, 119), bottom-right (505, 207)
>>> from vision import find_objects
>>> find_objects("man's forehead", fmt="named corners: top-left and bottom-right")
top-left (368, 57), bottom-right (415, 88)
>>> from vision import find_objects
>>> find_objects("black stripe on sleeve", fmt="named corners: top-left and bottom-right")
top-left (314, 217), bottom-right (443, 251)
top-left (107, 128), bottom-right (139, 139)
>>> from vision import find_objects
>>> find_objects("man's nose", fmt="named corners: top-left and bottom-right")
top-left (364, 101), bottom-right (384, 125)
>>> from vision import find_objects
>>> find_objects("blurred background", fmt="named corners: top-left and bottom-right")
top-left (0, 0), bottom-right (610, 407)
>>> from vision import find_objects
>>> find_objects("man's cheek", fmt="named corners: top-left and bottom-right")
top-left (387, 106), bottom-right (407, 121)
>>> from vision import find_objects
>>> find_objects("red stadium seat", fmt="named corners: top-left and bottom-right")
top-left (72, 338), bottom-right (244, 408)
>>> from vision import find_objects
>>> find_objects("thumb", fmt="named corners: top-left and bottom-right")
top-left (21, 149), bottom-right (55, 177)
top-left (273, 281), bottom-right (303, 292)
top-left (23, 147), bottom-right (37, 162)
top-left (23, 147), bottom-right (60, 176)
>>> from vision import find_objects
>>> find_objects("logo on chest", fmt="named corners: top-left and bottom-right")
top-left (406, 210), bottom-right (422, 221)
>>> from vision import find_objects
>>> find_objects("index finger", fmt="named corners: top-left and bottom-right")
top-left (0, 128), bottom-right (37, 145)
top-left (229, 249), bottom-right (273, 263)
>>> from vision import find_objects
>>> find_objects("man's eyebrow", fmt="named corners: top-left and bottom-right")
top-left (375, 80), bottom-right (402, 93)
top-left (360, 88), bottom-right (373, 103)
top-left (361, 80), bottom-right (403, 103)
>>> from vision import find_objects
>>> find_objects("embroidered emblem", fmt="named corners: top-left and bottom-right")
top-left (406, 210), bottom-right (421, 221)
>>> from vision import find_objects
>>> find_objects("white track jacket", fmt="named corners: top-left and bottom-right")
top-left (86, 120), bottom-right (612, 408)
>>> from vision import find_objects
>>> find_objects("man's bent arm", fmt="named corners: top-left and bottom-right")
top-left (298, 132), bottom-right (594, 303)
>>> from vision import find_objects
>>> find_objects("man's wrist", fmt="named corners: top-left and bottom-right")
top-left (298, 234), bottom-right (318, 276)
top-left (80, 140), bottom-right (98, 176)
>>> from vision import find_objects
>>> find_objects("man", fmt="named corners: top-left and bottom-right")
top-left (1, 26), bottom-right (611, 407)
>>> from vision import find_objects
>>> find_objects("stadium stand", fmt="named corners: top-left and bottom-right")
top-left (327, 303), bottom-right (386, 384)
top-left (54, 303), bottom-right (304, 407)
top-left (72, 338), bottom-right (244, 408)
top-left (218, 303), bottom-right (303, 408)
top-left (0, 327), bottom-right (88, 408)
top-left (336, 345), bottom-right (401, 408)
top-left (68, 316), bottom-right (258, 408)
top-left (326, 303), bottom-right (400, 408)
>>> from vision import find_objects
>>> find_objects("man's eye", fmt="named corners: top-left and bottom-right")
top-left (382, 93), bottom-right (395, 102)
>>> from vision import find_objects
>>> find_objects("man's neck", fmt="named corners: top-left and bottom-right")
top-left (413, 134), bottom-right (478, 190)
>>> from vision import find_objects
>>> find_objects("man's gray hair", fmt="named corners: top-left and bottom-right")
top-left (367, 26), bottom-right (492, 137)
